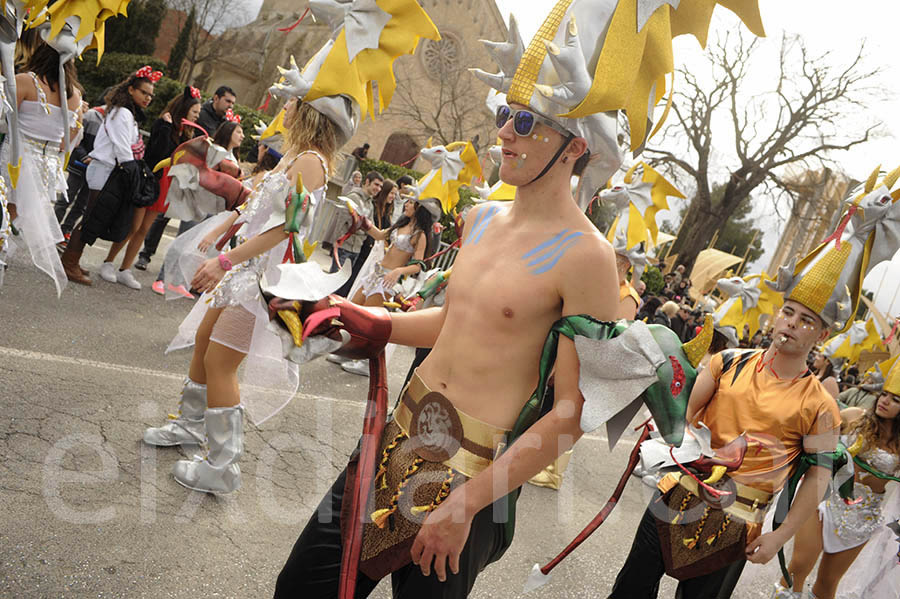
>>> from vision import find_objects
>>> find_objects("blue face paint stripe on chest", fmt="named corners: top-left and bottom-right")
top-left (525, 231), bottom-right (582, 267)
top-left (467, 204), bottom-right (500, 245)
top-left (522, 230), bottom-right (584, 275)
top-left (521, 229), bottom-right (570, 260)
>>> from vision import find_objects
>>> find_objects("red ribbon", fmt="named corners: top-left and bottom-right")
top-left (278, 7), bottom-right (310, 32)
top-left (224, 108), bottom-right (241, 123)
top-left (189, 86), bottom-right (201, 99)
top-left (135, 65), bottom-right (163, 82)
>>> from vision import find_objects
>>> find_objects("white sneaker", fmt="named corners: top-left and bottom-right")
top-left (326, 353), bottom-right (350, 365)
top-left (98, 261), bottom-right (117, 283)
top-left (341, 359), bottom-right (370, 377)
top-left (116, 268), bottom-right (141, 290)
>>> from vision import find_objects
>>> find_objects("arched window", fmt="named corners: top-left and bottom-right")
top-left (380, 132), bottom-right (420, 166)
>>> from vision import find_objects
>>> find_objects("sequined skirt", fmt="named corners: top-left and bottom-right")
top-left (820, 482), bottom-right (886, 553)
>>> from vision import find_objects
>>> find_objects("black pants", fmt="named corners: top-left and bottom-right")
top-left (274, 466), bottom-right (505, 598)
top-left (139, 211), bottom-right (169, 262)
top-left (608, 498), bottom-right (746, 599)
top-left (55, 167), bottom-right (90, 235)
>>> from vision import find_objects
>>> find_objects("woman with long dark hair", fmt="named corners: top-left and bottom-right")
top-left (351, 197), bottom-right (436, 307)
top-left (773, 384), bottom-right (900, 599)
top-left (60, 65), bottom-right (158, 286)
top-left (97, 87), bottom-right (202, 290)
top-left (2, 41), bottom-right (83, 295)
top-left (370, 178), bottom-right (396, 229)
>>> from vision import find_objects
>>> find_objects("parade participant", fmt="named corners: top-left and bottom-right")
top-left (837, 366), bottom-right (883, 411)
top-left (149, 114), bottom-right (246, 296)
top-left (610, 164), bottom-right (900, 597)
top-left (60, 66), bottom-right (158, 286)
top-left (98, 86), bottom-right (202, 291)
top-left (141, 87), bottom-right (337, 495)
top-left (812, 352), bottom-right (840, 399)
top-left (142, 0), bottom-right (439, 495)
top-left (273, 1), bottom-right (765, 596)
top-left (155, 113), bottom-right (283, 298)
top-left (338, 196), bottom-right (440, 377)
top-left (1, 41), bottom-right (82, 295)
top-left (773, 355), bottom-right (900, 599)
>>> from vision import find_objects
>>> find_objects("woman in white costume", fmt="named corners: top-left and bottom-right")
top-left (773, 364), bottom-right (900, 599)
top-left (142, 88), bottom-right (352, 494)
top-left (1, 42), bottom-right (82, 295)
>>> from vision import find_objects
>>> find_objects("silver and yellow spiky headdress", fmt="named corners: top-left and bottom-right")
top-left (268, 0), bottom-right (439, 148)
top-left (770, 165), bottom-right (900, 332)
top-left (471, 0), bottom-right (765, 209)
top-left (821, 319), bottom-right (885, 365)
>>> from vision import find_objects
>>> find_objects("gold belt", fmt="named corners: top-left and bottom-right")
top-left (393, 371), bottom-right (510, 478)
top-left (678, 474), bottom-right (773, 524)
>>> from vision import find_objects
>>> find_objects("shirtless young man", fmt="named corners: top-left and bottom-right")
top-left (273, 99), bottom-right (619, 596)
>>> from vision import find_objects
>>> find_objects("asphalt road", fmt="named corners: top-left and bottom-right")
top-left (1, 236), bottom-right (793, 598)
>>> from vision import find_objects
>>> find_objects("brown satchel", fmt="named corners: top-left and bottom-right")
top-left (655, 477), bottom-right (763, 580)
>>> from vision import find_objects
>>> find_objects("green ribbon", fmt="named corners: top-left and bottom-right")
top-left (497, 315), bottom-right (619, 553)
top-left (775, 448), bottom-right (849, 587)
top-left (284, 187), bottom-right (311, 263)
top-left (406, 259), bottom-right (427, 272)
top-left (854, 455), bottom-right (900, 483)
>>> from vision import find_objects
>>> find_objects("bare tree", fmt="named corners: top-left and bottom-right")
top-left (390, 57), bottom-right (495, 151)
top-left (166, 0), bottom-right (253, 84)
top-left (646, 29), bottom-right (880, 273)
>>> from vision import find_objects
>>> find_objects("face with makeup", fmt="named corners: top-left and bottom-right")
top-left (771, 300), bottom-right (829, 356)
top-left (875, 391), bottom-right (900, 420)
top-left (496, 103), bottom-right (586, 187)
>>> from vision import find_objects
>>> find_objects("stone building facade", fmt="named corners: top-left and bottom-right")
top-left (767, 168), bottom-right (850, 273)
top-left (203, 0), bottom-right (508, 174)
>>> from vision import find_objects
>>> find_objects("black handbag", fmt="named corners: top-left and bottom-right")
top-left (132, 159), bottom-right (159, 207)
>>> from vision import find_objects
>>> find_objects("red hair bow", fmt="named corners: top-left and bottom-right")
top-left (135, 65), bottom-right (163, 82)
top-left (189, 86), bottom-right (201, 99)
top-left (224, 108), bottom-right (241, 123)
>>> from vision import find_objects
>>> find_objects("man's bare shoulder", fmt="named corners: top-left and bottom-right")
top-left (556, 227), bottom-right (619, 320)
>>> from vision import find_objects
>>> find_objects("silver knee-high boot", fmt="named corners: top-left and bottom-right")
top-left (172, 406), bottom-right (243, 494)
top-left (143, 378), bottom-right (207, 446)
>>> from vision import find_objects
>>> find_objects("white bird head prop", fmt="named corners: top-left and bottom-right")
top-left (416, 141), bottom-right (483, 213)
top-left (821, 319), bottom-right (885, 365)
top-left (713, 273), bottom-right (782, 346)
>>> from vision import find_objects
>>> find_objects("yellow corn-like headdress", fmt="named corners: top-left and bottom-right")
top-left (769, 164), bottom-right (900, 332)
top-left (880, 355), bottom-right (900, 396)
top-left (714, 272), bottom-right (782, 343)
top-left (254, 109), bottom-right (289, 155)
top-left (471, 0), bottom-right (765, 210)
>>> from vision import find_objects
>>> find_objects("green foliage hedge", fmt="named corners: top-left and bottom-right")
top-left (641, 265), bottom-right (664, 295)
top-left (76, 51), bottom-right (268, 160)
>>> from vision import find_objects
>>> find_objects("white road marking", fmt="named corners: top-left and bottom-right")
top-left (0, 345), bottom-right (611, 444)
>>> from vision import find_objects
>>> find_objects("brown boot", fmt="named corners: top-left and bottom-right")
top-left (60, 231), bottom-right (91, 286)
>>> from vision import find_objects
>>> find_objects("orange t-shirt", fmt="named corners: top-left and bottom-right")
top-left (619, 280), bottom-right (641, 305)
top-left (699, 349), bottom-right (841, 493)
